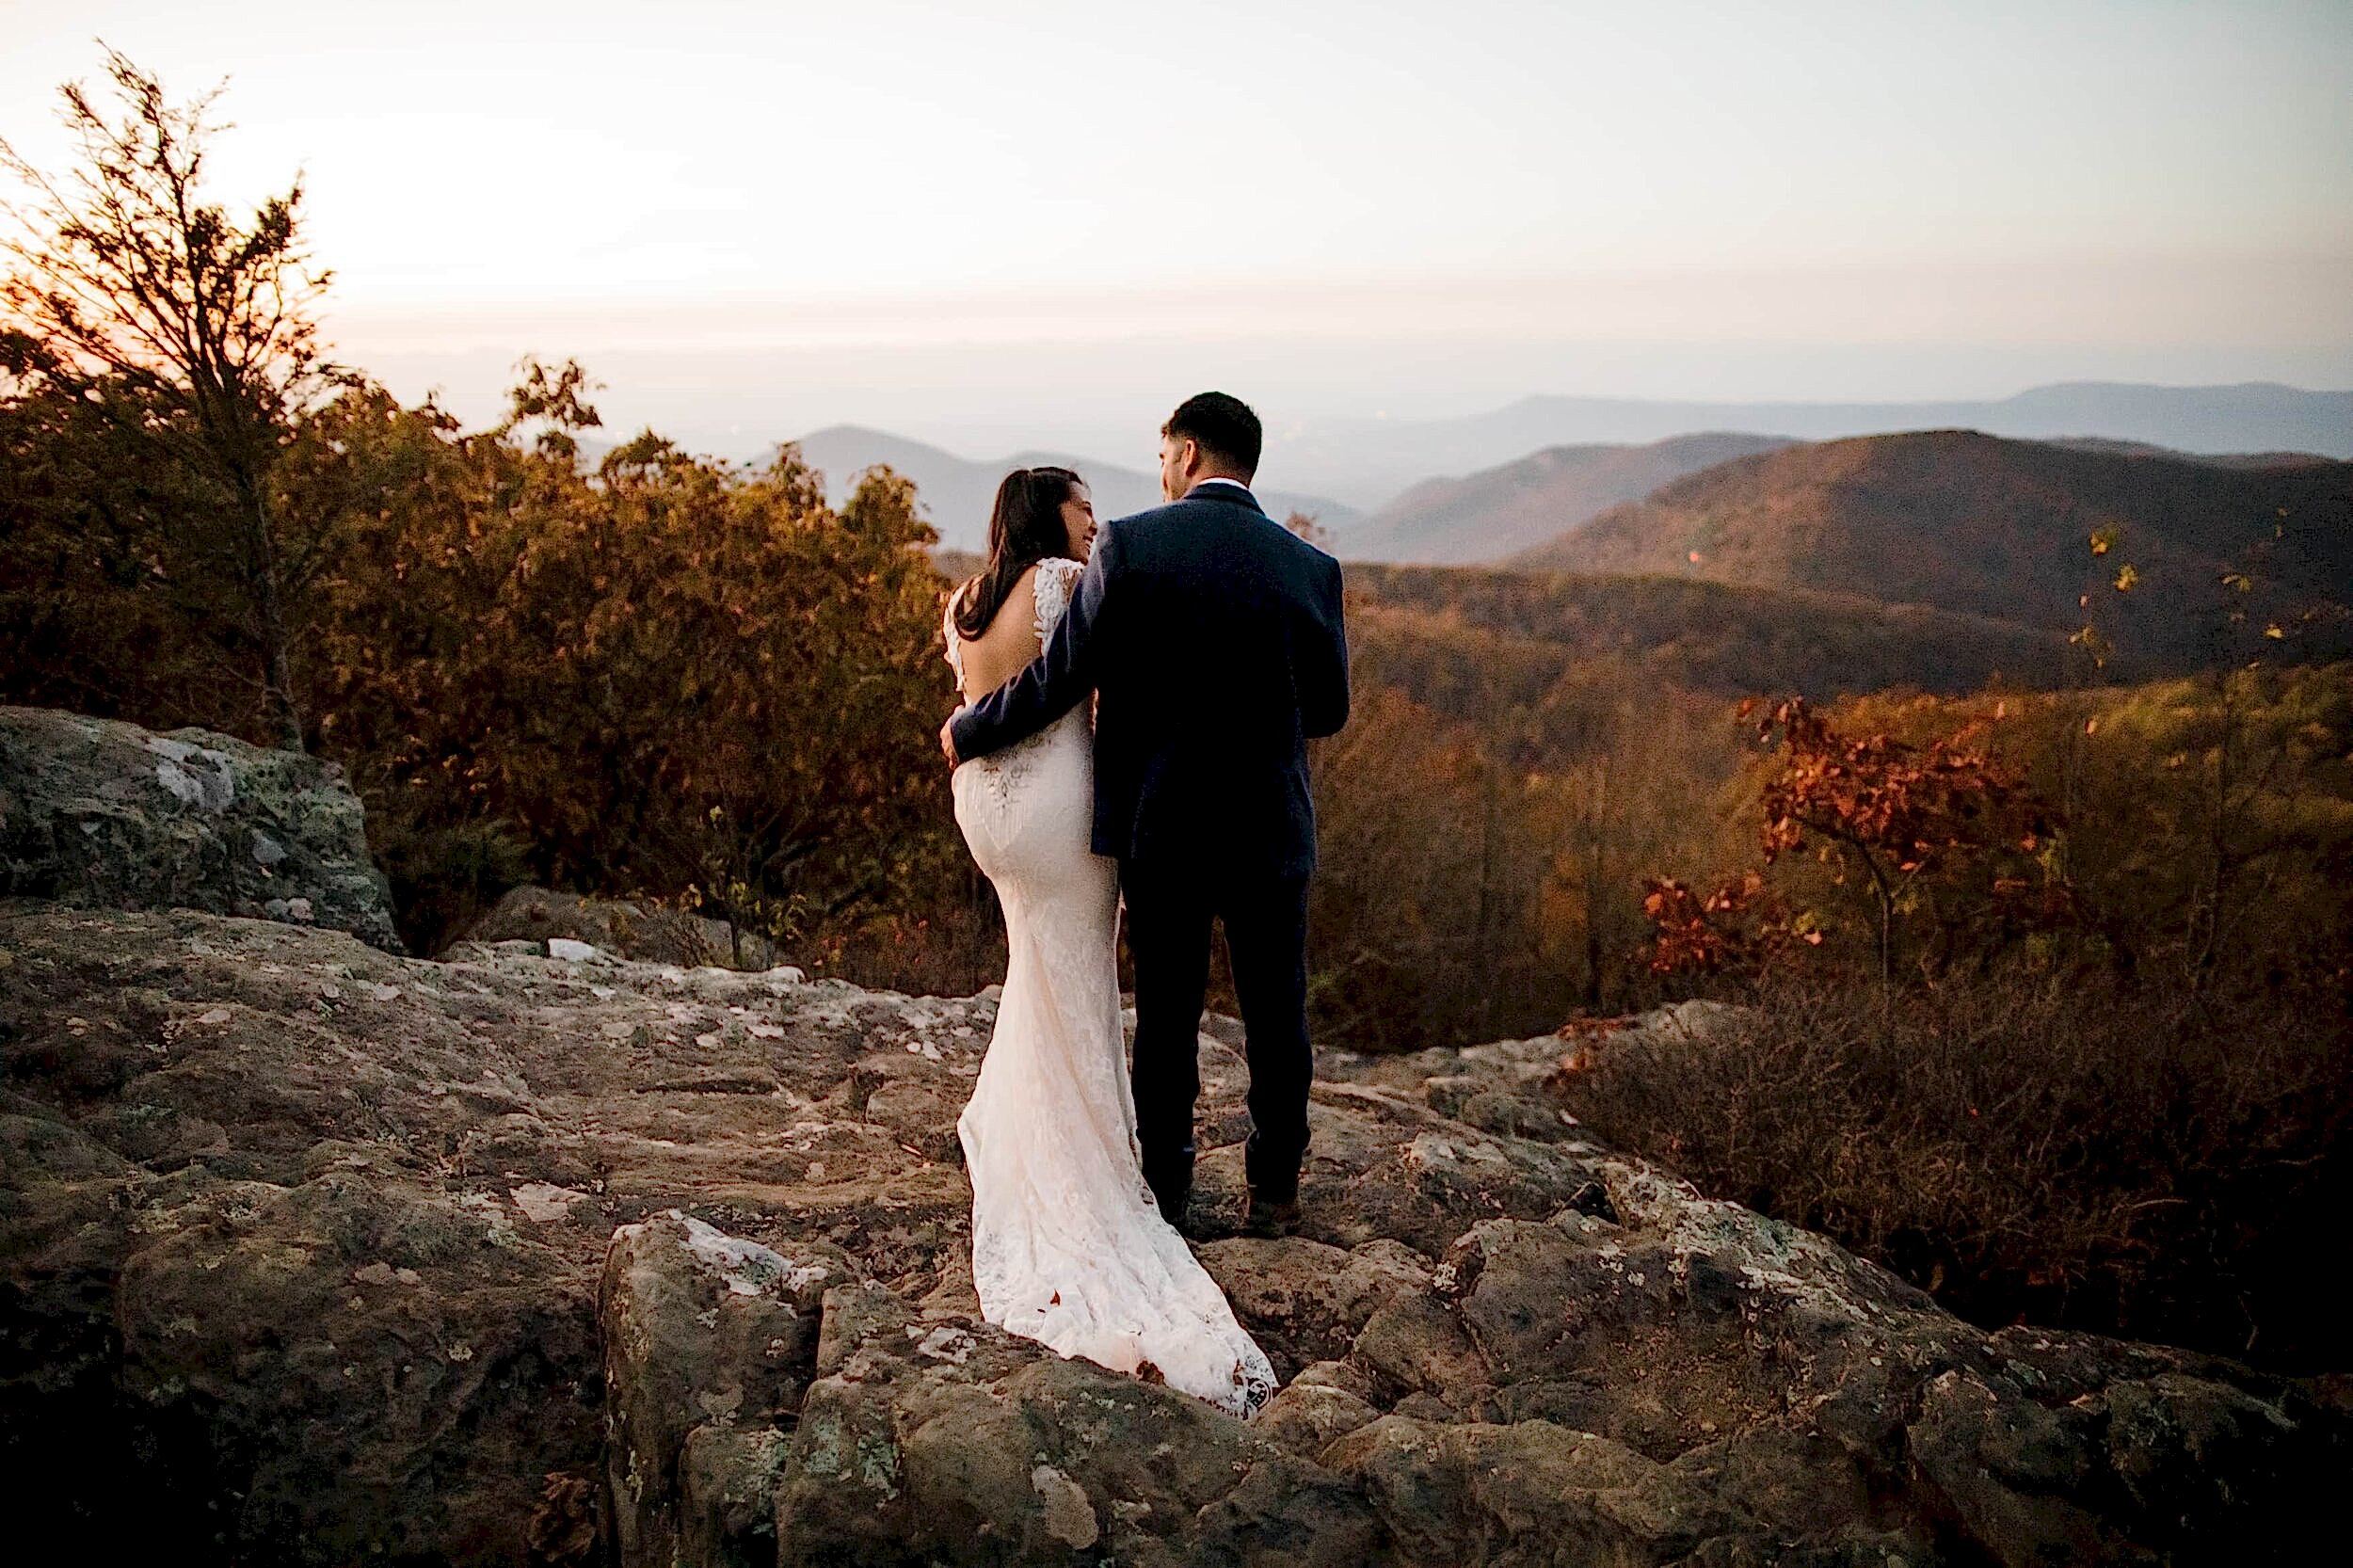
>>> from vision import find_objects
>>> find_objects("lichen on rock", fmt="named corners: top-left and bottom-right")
top-left (0, 705), bottom-right (401, 952)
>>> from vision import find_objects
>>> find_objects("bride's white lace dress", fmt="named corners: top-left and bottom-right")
top-left (943, 555), bottom-right (1277, 1418)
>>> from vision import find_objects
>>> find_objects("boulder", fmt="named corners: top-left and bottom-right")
top-left (601, 1214), bottom-right (851, 1568)
top-left (1195, 1235), bottom-right (1433, 1378)
top-left (111, 1170), bottom-right (604, 1560)
top-left (772, 1279), bottom-right (1385, 1568)
top-left (0, 705), bottom-right (400, 952)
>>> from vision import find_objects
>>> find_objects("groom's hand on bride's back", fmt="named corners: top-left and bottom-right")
top-left (939, 712), bottom-right (963, 769)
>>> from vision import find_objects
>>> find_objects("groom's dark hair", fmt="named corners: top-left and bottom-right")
top-left (1162, 392), bottom-right (1261, 480)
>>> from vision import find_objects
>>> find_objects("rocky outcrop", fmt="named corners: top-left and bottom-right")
top-left (601, 1215), bottom-right (851, 1568)
top-left (0, 706), bottom-right (401, 952)
top-left (3, 892), bottom-right (2345, 1563)
top-left (454, 884), bottom-right (783, 970)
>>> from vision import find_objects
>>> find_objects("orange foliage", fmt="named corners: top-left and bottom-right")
top-left (283, 379), bottom-right (956, 952)
top-left (1644, 696), bottom-right (2060, 984)
top-left (1750, 695), bottom-right (2048, 880)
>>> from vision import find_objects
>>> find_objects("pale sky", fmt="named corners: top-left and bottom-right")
top-left (5, 0), bottom-right (2350, 456)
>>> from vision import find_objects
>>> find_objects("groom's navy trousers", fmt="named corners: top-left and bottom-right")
top-left (948, 479), bottom-right (1350, 1210)
top-left (1121, 858), bottom-right (1314, 1204)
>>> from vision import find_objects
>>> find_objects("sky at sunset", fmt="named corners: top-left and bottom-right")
top-left (6, 0), bottom-right (2349, 458)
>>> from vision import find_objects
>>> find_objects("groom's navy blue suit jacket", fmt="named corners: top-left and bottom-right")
top-left (949, 480), bottom-right (1350, 877)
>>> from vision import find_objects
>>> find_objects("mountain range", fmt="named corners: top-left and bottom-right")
top-left (1509, 429), bottom-right (2353, 670)
top-left (782, 425), bottom-right (1362, 552)
top-left (1270, 382), bottom-right (2353, 506)
top-left (779, 393), bottom-right (2351, 684)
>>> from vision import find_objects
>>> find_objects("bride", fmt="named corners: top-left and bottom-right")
top-left (940, 465), bottom-right (1277, 1418)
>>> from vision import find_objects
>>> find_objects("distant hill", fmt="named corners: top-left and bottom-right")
top-left (1272, 382), bottom-right (2353, 505)
top-left (784, 425), bottom-right (1360, 552)
top-left (1510, 430), bottom-right (2353, 671)
top-left (2033, 437), bottom-right (2344, 471)
top-left (1340, 432), bottom-right (1794, 564)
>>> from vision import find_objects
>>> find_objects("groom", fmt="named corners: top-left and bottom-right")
top-left (938, 392), bottom-right (1350, 1240)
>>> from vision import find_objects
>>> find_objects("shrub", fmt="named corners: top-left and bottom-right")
top-left (1554, 967), bottom-right (2353, 1370)
top-left (291, 392), bottom-right (954, 957)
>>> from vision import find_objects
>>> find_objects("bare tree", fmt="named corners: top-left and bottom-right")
top-left (2, 48), bottom-right (344, 749)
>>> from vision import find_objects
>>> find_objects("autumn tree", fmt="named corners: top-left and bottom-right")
top-left (1640, 695), bottom-right (2061, 1000)
top-left (2, 49), bottom-right (341, 748)
top-left (289, 373), bottom-right (953, 955)
top-left (1750, 696), bottom-right (2053, 997)
top-left (0, 354), bottom-right (234, 723)
top-left (1638, 869), bottom-right (1819, 982)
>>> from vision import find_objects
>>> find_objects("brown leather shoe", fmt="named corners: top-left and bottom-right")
top-left (1241, 1190), bottom-right (1301, 1239)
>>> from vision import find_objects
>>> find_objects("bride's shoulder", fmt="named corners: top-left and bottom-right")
top-left (1027, 557), bottom-right (1086, 635)
top-left (994, 557), bottom-right (1071, 592)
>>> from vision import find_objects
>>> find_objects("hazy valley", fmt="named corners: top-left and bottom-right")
top-left (787, 424), bottom-right (1365, 552)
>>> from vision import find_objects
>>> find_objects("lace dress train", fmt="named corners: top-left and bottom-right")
top-left (945, 556), bottom-right (1276, 1418)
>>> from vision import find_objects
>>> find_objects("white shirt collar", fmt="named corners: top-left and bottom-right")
top-left (1191, 477), bottom-right (1253, 495)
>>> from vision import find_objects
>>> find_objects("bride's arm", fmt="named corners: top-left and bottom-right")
top-left (950, 536), bottom-right (1116, 761)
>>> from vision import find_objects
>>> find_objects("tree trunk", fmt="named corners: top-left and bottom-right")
top-left (239, 480), bottom-right (307, 753)
top-left (1583, 915), bottom-right (1605, 1014)
top-left (1857, 847), bottom-right (1896, 1026)
top-left (2189, 674), bottom-right (2236, 992)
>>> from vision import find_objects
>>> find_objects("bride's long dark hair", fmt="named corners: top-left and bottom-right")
top-left (951, 466), bottom-right (1085, 639)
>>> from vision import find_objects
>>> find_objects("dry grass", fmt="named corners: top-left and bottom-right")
top-left (1555, 968), bottom-right (2353, 1370)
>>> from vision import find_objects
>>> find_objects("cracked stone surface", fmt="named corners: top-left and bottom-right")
top-left (5, 894), bottom-right (2345, 1564)
top-left (0, 707), bottom-right (2342, 1568)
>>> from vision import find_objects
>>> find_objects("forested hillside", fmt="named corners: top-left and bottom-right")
top-left (1344, 563), bottom-right (2059, 701)
top-left (1513, 430), bottom-right (2353, 671)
